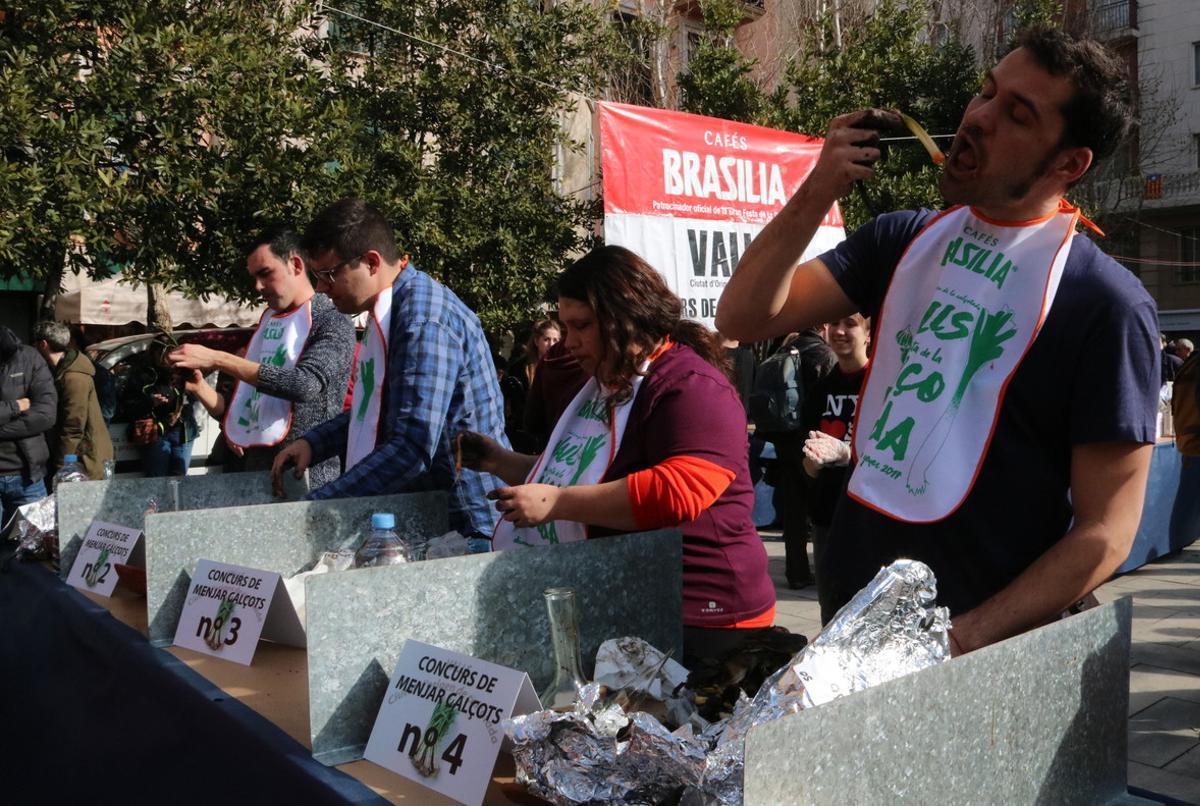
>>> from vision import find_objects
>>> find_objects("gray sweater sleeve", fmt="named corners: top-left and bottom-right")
top-left (255, 298), bottom-right (356, 405)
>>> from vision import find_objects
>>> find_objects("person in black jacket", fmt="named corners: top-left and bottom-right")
top-left (0, 326), bottom-right (57, 529)
top-left (761, 328), bottom-right (836, 588)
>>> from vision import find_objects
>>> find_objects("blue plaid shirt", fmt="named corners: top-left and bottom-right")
top-left (303, 266), bottom-right (508, 535)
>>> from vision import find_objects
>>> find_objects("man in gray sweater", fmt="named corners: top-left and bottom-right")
top-left (170, 228), bottom-right (355, 487)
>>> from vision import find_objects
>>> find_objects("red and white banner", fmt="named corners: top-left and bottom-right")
top-left (600, 102), bottom-right (844, 330)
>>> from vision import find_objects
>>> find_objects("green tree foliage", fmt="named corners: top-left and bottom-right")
top-left (0, 1), bottom-right (609, 330)
top-left (677, 0), bottom-right (763, 123)
top-left (766, 0), bottom-right (979, 229)
top-left (1005, 0), bottom-right (1064, 44)
top-left (0, 1), bottom-right (334, 303)
top-left (0, 3), bottom-right (112, 295)
top-left (300, 0), bottom-right (609, 330)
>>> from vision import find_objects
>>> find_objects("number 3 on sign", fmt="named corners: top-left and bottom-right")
top-left (196, 614), bottom-right (241, 648)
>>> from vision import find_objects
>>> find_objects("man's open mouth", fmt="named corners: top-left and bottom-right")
top-left (948, 132), bottom-right (981, 177)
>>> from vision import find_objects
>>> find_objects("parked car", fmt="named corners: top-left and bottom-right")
top-left (86, 328), bottom-right (254, 475)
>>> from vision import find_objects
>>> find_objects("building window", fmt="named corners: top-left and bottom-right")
top-left (610, 11), bottom-right (654, 107)
top-left (1195, 133), bottom-right (1200, 170)
top-left (680, 22), bottom-right (705, 75)
top-left (1194, 42), bottom-right (1200, 86)
top-left (1179, 227), bottom-right (1200, 284)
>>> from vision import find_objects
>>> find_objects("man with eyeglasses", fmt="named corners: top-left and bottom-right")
top-left (169, 227), bottom-right (354, 486)
top-left (271, 198), bottom-right (508, 544)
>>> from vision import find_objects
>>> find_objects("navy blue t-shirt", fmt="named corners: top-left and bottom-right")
top-left (816, 209), bottom-right (1160, 620)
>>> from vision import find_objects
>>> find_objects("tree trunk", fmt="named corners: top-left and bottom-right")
top-left (147, 283), bottom-right (173, 335)
top-left (37, 258), bottom-right (65, 323)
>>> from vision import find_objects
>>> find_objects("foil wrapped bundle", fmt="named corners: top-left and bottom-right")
top-left (699, 559), bottom-right (951, 804)
top-left (509, 562), bottom-right (949, 805)
top-left (11, 495), bottom-right (58, 561)
top-left (508, 680), bottom-right (708, 805)
top-left (787, 558), bottom-right (950, 708)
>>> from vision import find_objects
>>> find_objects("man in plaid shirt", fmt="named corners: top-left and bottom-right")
top-left (271, 198), bottom-right (508, 539)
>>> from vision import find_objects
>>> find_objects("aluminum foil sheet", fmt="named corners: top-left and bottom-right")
top-left (508, 677), bottom-right (708, 804)
top-left (789, 558), bottom-right (950, 708)
top-left (13, 495), bottom-right (57, 561)
top-left (508, 563), bottom-right (949, 805)
top-left (699, 559), bottom-right (951, 805)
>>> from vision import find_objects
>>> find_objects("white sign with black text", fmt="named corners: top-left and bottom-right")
top-left (365, 640), bottom-right (541, 805)
top-left (65, 520), bottom-right (144, 597)
top-left (171, 559), bottom-right (306, 666)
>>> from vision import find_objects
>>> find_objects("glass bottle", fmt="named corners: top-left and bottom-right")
top-left (539, 587), bottom-right (588, 709)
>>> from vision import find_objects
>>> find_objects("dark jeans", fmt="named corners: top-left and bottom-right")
top-left (771, 433), bottom-right (814, 585)
top-left (139, 426), bottom-right (194, 477)
top-left (0, 475), bottom-right (47, 533)
top-left (813, 523), bottom-right (836, 623)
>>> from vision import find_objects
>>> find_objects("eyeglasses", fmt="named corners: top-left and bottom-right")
top-left (310, 252), bottom-right (366, 286)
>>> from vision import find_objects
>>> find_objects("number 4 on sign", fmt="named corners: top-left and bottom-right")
top-left (365, 640), bottom-right (541, 806)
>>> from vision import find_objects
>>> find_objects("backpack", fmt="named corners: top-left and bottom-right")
top-left (749, 342), bottom-right (817, 434)
top-left (1173, 353), bottom-right (1200, 453)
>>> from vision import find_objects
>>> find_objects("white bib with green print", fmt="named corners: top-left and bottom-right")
top-left (492, 370), bottom-right (647, 550)
top-left (848, 204), bottom-right (1079, 522)
top-left (224, 300), bottom-right (312, 449)
top-left (346, 287), bottom-right (391, 471)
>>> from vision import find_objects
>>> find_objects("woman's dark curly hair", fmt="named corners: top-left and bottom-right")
top-left (555, 245), bottom-right (730, 405)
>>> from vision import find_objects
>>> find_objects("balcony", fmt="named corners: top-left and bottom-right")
top-left (1083, 171), bottom-right (1200, 215)
top-left (1092, 0), bottom-right (1138, 39)
top-left (1146, 171), bottom-right (1200, 202)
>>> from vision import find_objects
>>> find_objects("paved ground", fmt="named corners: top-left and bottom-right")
top-left (761, 533), bottom-right (1200, 804)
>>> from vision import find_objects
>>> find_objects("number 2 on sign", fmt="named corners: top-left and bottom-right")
top-left (196, 614), bottom-right (242, 648)
top-left (81, 561), bottom-right (111, 586)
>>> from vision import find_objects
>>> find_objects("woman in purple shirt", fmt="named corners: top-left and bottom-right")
top-left (461, 246), bottom-right (775, 663)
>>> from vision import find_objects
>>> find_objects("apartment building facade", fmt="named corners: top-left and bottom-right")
top-left (1100, 0), bottom-right (1200, 334)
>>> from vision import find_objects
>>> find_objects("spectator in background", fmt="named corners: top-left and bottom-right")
top-left (802, 314), bottom-right (871, 616)
top-left (121, 342), bottom-right (202, 477)
top-left (502, 318), bottom-right (561, 453)
top-left (720, 335), bottom-right (757, 414)
top-left (523, 338), bottom-right (589, 453)
top-left (1176, 339), bottom-right (1194, 362)
top-left (0, 326), bottom-right (56, 528)
top-left (1162, 333), bottom-right (1182, 384)
top-left (33, 321), bottom-right (113, 481)
top-left (71, 325), bottom-right (116, 424)
top-left (754, 328), bottom-right (836, 589)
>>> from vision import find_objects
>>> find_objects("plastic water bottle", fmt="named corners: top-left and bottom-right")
top-left (354, 512), bottom-right (412, 568)
top-left (54, 454), bottom-right (89, 487)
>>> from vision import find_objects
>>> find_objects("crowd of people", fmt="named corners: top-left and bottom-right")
top-left (1, 26), bottom-right (1183, 664)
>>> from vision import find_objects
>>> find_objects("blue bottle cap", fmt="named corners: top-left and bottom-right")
top-left (371, 512), bottom-right (396, 530)
top-left (64, 454), bottom-right (78, 463)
